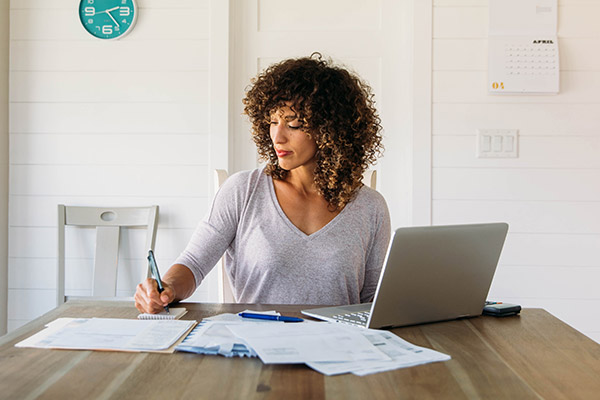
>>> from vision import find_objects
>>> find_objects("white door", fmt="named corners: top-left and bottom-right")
top-left (230, 0), bottom-right (418, 228)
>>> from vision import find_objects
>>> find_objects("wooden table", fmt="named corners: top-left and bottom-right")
top-left (1, 300), bottom-right (599, 400)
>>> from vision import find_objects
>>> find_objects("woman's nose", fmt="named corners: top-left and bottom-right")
top-left (271, 123), bottom-right (286, 143)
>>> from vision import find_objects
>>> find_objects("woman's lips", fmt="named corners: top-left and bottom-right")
top-left (276, 149), bottom-right (292, 157)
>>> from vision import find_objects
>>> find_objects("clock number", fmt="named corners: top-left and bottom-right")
top-left (119, 7), bottom-right (130, 17)
top-left (102, 25), bottom-right (113, 35)
top-left (84, 7), bottom-right (95, 16)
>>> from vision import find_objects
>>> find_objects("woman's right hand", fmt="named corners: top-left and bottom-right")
top-left (134, 278), bottom-right (175, 314)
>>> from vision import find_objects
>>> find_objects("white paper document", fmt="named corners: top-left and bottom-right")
top-left (306, 328), bottom-right (451, 376)
top-left (16, 317), bottom-right (196, 352)
top-left (228, 321), bottom-right (390, 364)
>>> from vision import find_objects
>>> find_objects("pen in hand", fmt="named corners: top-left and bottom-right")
top-left (147, 250), bottom-right (169, 314)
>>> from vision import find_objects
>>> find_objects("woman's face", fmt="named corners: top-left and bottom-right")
top-left (270, 106), bottom-right (317, 172)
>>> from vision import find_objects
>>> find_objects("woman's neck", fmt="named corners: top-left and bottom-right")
top-left (283, 164), bottom-right (317, 196)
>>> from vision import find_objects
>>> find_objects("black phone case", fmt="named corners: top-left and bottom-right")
top-left (482, 304), bottom-right (521, 317)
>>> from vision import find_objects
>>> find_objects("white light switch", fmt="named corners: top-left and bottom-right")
top-left (492, 135), bottom-right (503, 152)
top-left (477, 129), bottom-right (518, 158)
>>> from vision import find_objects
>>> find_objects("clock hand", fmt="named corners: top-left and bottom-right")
top-left (105, 9), bottom-right (120, 27)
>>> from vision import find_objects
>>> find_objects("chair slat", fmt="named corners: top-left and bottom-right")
top-left (65, 207), bottom-right (151, 227)
top-left (93, 226), bottom-right (120, 297)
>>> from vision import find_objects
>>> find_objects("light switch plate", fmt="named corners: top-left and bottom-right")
top-left (477, 129), bottom-right (518, 158)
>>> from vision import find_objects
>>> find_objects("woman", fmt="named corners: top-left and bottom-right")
top-left (135, 54), bottom-right (391, 313)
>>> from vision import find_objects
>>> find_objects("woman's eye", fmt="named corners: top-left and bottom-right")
top-left (288, 125), bottom-right (302, 130)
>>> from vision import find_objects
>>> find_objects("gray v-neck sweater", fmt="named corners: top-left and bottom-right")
top-left (175, 167), bottom-right (391, 305)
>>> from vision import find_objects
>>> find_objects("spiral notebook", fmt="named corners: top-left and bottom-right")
top-left (138, 308), bottom-right (187, 320)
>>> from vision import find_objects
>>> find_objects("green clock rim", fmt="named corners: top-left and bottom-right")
top-left (78, 0), bottom-right (138, 40)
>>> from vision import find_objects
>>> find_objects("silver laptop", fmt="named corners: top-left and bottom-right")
top-left (302, 223), bottom-right (509, 329)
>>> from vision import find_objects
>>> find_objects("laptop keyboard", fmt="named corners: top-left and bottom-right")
top-left (332, 311), bottom-right (371, 327)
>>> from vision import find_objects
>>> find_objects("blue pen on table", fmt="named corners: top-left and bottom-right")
top-left (238, 312), bottom-right (303, 322)
top-left (147, 250), bottom-right (169, 314)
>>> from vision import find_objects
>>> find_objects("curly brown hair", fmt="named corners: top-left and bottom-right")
top-left (243, 53), bottom-right (383, 210)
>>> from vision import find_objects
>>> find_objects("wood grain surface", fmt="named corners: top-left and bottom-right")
top-left (1, 300), bottom-right (599, 400)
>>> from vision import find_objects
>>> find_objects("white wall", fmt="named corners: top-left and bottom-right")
top-left (7, 0), bottom-right (228, 331)
top-left (0, 0), bottom-right (9, 335)
top-left (431, 0), bottom-right (600, 343)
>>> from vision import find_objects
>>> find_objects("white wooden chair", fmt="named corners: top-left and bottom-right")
top-left (213, 168), bottom-right (377, 303)
top-left (57, 205), bottom-right (159, 305)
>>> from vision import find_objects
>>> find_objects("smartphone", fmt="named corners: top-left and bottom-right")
top-left (482, 302), bottom-right (521, 317)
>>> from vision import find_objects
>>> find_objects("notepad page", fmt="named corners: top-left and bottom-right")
top-left (138, 308), bottom-right (187, 320)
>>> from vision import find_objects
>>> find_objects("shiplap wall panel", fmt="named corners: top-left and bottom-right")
top-left (9, 255), bottom-right (201, 291)
top-left (433, 169), bottom-right (600, 201)
top-left (10, 40), bottom-right (210, 71)
top-left (9, 227), bottom-right (194, 261)
top-left (433, 39), bottom-right (485, 70)
top-left (433, 1), bottom-right (600, 342)
top-left (10, 257), bottom-right (185, 292)
top-left (491, 266), bottom-right (600, 300)
top-left (10, 165), bottom-right (208, 196)
top-left (433, 200), bottom-right (600, 234)
top-left (502, 233), bottom-right (600, 268)
top-left (9, 196), bottom-right (208, 228)
top-left (7, 0), bottom-right (221, 331)
top-left (10, 71), bottom-right (208, 103)
top-left (433, 103), bottom-right (600, 135)
top-left (9, 134), bottom-right (210, 165)
top-left (8, 258), bottom-right (55, 289)
top-left (433, 136), bottom-right (600, 168)
top-left (11, 103), bottom-right (208, 134)
top-left (434, 71), bottom-right (600, 104)
top-left (7, 289), bottom-right (55, 321)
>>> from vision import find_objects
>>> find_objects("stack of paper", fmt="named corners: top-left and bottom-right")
top-left (16, 317), bottom-right (196, 353)
top-left (177, 320), bottom-right (256, 357)
top-left (175, 312), bottom-right (451, 376)
top-left (306, 327), bottom-right (451, 376)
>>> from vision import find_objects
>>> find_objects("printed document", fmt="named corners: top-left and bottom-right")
top-left (306, 327), bottom-right (451, 376)
top-left (16, 318), bottom-right (196, 352)
top-left (227, 321), bottom-right (390, 364)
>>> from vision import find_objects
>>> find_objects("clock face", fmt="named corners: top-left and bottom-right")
top-left (79, 0), bottom-right (137, 40)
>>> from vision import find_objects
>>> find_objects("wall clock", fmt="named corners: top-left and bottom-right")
top-left (79, 0), bottom-right (138, 40)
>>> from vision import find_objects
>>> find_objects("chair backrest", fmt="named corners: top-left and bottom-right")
top-left (214, 170), bottom-right (236, 303)
top-left (362, 169), bottom-right (377, 189)
top-left (57, 205), bottom-right (159, 305)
